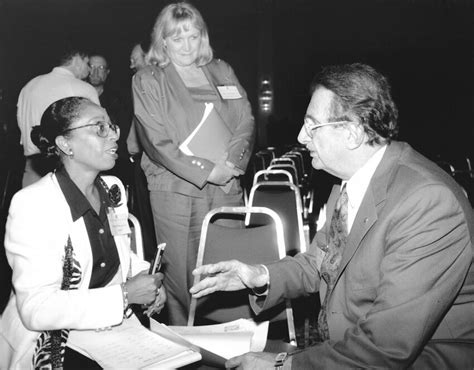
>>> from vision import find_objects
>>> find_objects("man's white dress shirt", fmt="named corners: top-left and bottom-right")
top-left (17, 66), bottom-right (99, 156)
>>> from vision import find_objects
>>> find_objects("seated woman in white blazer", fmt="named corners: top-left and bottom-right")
top-left (0, 96), bottom-right (166, 369)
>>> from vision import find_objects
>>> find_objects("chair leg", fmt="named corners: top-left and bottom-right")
top-left (285, 302), bottom-right (297, 346)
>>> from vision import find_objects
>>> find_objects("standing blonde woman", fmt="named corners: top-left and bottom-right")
top-left (132, 2), bottom-right (255, 325)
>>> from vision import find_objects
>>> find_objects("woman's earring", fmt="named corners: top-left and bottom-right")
top-left (68, 150), bottom-right (74, 158)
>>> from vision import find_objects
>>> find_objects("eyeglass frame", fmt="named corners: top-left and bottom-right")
top-left (303, 117), bottom-right (357, 139)
top-left (88, 64), bottom-right (108, 71)
top-left (62, 121), bottom-right (120, 138)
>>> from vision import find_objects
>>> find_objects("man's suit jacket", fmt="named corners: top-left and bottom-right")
top-left (258, 142), bottom-right (474, 369)
top-left (0, 174), bottom-right (149, 369)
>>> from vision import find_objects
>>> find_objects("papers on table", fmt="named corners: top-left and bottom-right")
top-left (67, 315), bottom-right (201, 369)
top-left (170, 319), bottom-right (269, 360)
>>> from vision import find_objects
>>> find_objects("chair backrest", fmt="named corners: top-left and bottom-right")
top-left (283, 152), bottom-right (305, 183)
top-left (290, 147), bottom-right (313, 179)
top-left (435, 160), bottom-right (455, 176)
top-left (253, 169), bottom-right (294, 186)
top-left (247, 181), bottom-right (306, 256)
top-left (267, 164), bottom-right (299, 187)
top-left (255, 148), bottom-right (276, 170)
top-left (188, 206), bottom-right (296, 344)
top-left (128, 213), bottom-right (144, 260)
top-left (270, 157), bottom-right (296, 169)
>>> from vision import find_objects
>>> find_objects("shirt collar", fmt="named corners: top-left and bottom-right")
top-left (52, 66), bottom-right (75, 77)
top-left (56, 166), bottom-right (107, 221)
top-left (343, 145), bottom-right (387, 211)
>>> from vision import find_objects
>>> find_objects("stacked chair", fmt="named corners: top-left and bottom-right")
top-left (247, 181), bottom-right (305, 256)
top-left (188, 145), bottom-right (333, 347)
top-left (247, 145), bottom-right (315, 242)
top-left (241, 147), bottom-right (277, 204)
top-left (253, 168), bottom-right (294, 185)
top-left (232, 145), bottom-right (321, 346)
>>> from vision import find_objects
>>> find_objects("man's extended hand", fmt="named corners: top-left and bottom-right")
top-left (189, 260), bottom-right (269, 298)
top-left (225, 352), bottom-right (277, 370)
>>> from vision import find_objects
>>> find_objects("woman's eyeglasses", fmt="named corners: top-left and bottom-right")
top-left (63, 121), bottom-right (120, 138)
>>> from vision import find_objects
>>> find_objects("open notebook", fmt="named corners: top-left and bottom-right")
top-left (67, 315), bottom-right (201, 369)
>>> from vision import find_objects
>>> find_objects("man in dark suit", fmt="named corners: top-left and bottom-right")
top-left (190, 63), bottom-right (474, 369)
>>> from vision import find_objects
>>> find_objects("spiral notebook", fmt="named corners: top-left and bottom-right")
top-left (67, 315), bottom-right (201, 369)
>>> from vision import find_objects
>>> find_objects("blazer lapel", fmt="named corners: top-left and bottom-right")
top-left (163, 63), bottom-right (204, 132)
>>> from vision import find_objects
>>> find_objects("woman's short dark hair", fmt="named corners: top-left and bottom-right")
top-left (311, 63), bottom-right (399, 145)
top-left (31, 97), bottom-right (91, 158)
top-left (147, 2), bottom-right (213, 67)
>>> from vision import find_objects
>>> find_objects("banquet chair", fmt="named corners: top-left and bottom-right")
top-left (283, 152), bottom-right (305, 183)
top-left (268, 163), bottom-right (299, 188)
top-left (255, 148), bottom-right (276, 170)
top-left (283, 151), bottom-right (313, 216)
top-left (247, 181), bottom-right (307, 256)
top-left (247, 181), bottom-right (315, 345)
top-left (253, 168), bottom-right (294, 186)
top-left (270, 157), bottom-right (297, 173)
top-left (188, 206), bottom-right (296, 345)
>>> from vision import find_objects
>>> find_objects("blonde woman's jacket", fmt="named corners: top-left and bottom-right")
top-left (0, 173), bottom-right (149, 369)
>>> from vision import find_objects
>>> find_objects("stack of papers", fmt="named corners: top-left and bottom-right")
top-left (169, 319), bottom-right (269, 360)
top-left (67, 316), bottom-right (201, 369)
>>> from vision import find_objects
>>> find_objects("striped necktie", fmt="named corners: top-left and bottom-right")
top-left (317, 184), bottom-right (348, 341)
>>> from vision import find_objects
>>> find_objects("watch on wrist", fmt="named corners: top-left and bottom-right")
top-left (274, 352), bottom-right (288, 369)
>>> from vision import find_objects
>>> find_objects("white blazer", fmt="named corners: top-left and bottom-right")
top-left (0, 173), bottom-right (149, 369)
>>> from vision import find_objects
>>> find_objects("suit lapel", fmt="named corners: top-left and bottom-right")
top-left (332, 142), bottom-right (405, 288)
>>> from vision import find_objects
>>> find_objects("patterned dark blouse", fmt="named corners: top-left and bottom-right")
top-left (56, 166), bottom-right (120, 288)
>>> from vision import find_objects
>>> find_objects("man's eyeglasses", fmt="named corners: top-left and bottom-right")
top-left (63, 121), bottom-right (120, 138)
top-left (89, 64), bottom-right (108, 71)
top-left (303, 119), bottom-right (356, 139)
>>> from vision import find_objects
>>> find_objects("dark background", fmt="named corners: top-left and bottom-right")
top-left (1, 0), bottom-right (473, 157)
top-left (0, 0), bottom-right (473, 309)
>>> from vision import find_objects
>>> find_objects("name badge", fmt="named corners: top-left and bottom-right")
top-left (315, 246), bottom-right (327, 272)
top-left (217, 85), bottom-right (242, 100)
top-left (106, 208), bottom-right (131, 236)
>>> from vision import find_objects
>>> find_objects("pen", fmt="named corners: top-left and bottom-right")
top-left (149, 243), bottom-right (166, 274)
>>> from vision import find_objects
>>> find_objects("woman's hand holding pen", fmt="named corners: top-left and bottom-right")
top-left (144, 285), bottom-right (166, 317)
top-left (124, 271), bottom-right (164, 305)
